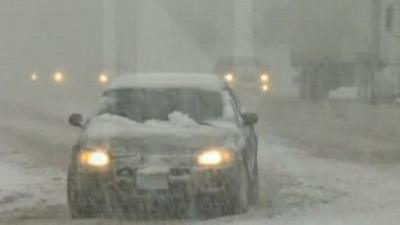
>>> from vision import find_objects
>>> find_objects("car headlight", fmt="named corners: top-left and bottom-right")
top-left (197, 148), bottom-right (234, 166)
top-left (224, 73), bottom-right (235, 83)
top-left (31, 73), bottom-right (38, 81)
top-left (79, 149), bottom-right (110, 167)
top-left (260, 73), bottom-right (270, 83)
top-left (53, 72), bottom-right (64, 83)
top-left (261, 84), bottom-right (269, 92)
top-left (98, 73), bottom-right (109, 85)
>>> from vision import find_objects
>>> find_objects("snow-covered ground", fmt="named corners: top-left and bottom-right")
top-left (0, 144), bottom-right (64, 214)
top-left (0, 96), bottom-right (67, 215)
top-left (1, 87), bottom-right (400, 224)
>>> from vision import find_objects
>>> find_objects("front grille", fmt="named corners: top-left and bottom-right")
top-left (170, 168), bottom-right (190, 176)
top-left (114, 167), bottom-right (191, 194)
top-left (115, 167), bottom-right (136, 177)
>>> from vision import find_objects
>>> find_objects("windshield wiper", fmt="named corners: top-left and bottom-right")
top-left (193, 119), bottom-right (214, 127)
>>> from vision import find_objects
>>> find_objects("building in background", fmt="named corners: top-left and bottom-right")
top-left (290, 0), bottom-right (400, 101)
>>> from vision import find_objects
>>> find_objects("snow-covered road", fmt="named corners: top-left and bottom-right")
top-left (1, 88), bottom-right (400, 225)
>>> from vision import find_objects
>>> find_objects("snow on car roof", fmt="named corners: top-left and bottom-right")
top-left (108, 73), bottom-right (225, 91)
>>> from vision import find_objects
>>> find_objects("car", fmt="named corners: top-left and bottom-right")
top-left (214, 57), bottom-right (271, 94)
top-left (67, 73), bottom-right (259, 218)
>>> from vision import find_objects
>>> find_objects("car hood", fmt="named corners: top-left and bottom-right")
top-left (81, 114), bottom-right (244, 158)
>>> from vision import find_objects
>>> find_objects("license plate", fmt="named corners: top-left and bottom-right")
top-left (136, 174), bottom-right (168, 190)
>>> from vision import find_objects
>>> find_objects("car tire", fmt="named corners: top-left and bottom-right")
top-left (67, 169), bottom-right (98, 219)
top-left (249, 160), bottom-right (259, 204)
top-left (229, 164), bottom-right (250, 214)
top-left (196, 164), bottom-right (250, 217)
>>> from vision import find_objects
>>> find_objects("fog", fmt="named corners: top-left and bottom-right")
top-left (0, 1), bottom-right (292, 86)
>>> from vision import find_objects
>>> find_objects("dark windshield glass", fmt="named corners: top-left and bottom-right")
top-left (100, 88), bottom-right (223, 122)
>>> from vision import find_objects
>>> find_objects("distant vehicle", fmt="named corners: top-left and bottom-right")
top-left (28, 72), bottom-right (65, 84)
top-left (29, 72), bottom-right (110, 86)
top-left (214, 57), bottom-right (271, 94)
top-left (67, 73), bottom-right (259, 218)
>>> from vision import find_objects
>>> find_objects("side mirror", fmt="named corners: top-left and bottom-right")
top-left (242, 112), bottom-right (258, 125)
top-left (68, 113), bottom-right (84, 128)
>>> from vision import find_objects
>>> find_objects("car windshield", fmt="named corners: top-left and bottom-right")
top-left (99, 88), bottom-right (224, 122)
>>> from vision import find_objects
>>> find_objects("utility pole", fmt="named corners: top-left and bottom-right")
top-left (103, 0), bottom-right (118, 77)
top-left (233, 0), bottom-right (255, 60)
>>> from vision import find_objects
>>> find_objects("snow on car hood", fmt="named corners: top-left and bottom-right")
top-left (81, 113), bottom-right (243, 155)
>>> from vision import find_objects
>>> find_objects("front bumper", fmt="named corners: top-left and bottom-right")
top-left (76, 163), bottom-right (239, 204)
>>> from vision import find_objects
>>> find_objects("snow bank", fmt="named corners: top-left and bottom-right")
top-left (145, 111), bottom-right (199, 127)
top-left (85, 113), bottom-right (237, 141)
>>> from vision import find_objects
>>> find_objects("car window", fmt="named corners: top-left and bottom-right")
top-left (100, 88), bottom-right (224, 122)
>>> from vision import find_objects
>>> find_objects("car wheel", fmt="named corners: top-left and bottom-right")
top-left (249, 160), bottom-right (259, 204)
top-left (67, 169), bottom-right (98, 219)
top-left (196, 165), bottom-right (250, 217)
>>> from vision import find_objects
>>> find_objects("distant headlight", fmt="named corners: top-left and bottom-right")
top-left (260, 73), bottom-right (270, 83)
top-left (98, 73), bottom-right (109, 85)
top-left (261, 84), bottom-right (269, 92)
top-left (224, 73), bottom-right (235, 83)
top-left (53, 72), bottom-right (64, 83)
top-left (79, 149), bottom-right (110, 167)
top-left (197, 148), bottom-right (234, 166)
top-left (31, 73), bottom-right (38, 81)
